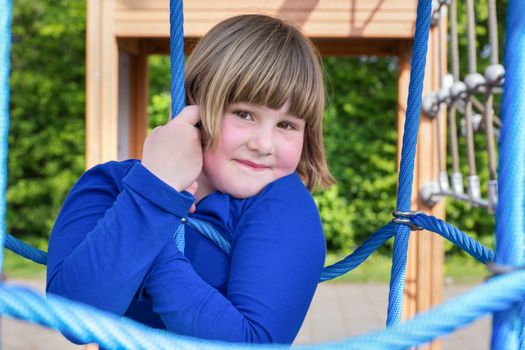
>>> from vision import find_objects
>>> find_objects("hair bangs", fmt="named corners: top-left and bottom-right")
top-left (222, 29), bottom-right (323, 124)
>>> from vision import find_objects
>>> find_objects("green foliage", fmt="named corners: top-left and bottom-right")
top-left (313, 57), bottom-right (398, 252)
top-left (148, 55), bottom-right (171, 130)
top-left (8, 0), bottom-right (86, 240)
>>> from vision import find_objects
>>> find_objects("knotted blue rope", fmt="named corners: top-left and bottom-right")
top-left (173, 217), bottom-right (231, 255)
top-left (388, 0), bottom-right (431, 326)
top-left (411, 214), bottom-right (494, 264)
top-left (174, 220), bottom-right (186, 252)
top-left (169, 0), bottom-right (187, 250)
top-left (492, 0), bottom-right (525, 348)
top-left (1, 269), bottom-right (525, 350)
top-left (2, 0), bottom-right (524, 348)
top-left (320, 223), bottom-right (397, 282)
top-left (6, 212), bottom-right (497, 285)
top-left (170, 0), bottom-right (185, 117)
top-left (339, 270), bottom-right (525, 349)
top-left (0, 0), bottom-right (12, 273)
top-left (5, 234), bottom-right (47, 265)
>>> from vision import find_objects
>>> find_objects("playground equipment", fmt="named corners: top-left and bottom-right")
top-left (1, 0), bottom-right (524, 349)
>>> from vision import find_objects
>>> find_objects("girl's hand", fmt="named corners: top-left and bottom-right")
top-left (142, 106), bottom-right (203, 192)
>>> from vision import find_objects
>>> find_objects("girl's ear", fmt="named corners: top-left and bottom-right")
top-left (195, 121), bottom-right (202, 129)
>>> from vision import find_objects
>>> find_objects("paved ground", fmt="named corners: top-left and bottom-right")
top-left (3, 279), bottom-right (489, 349)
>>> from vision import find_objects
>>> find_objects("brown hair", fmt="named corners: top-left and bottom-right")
top-left (185, 14), bottom-right (334, 191)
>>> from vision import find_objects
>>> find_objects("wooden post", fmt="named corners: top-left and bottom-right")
top-left (128, 49), bottom-right (149, 160)
top-left (86, 0), bottom-right (102, 169)
top-left (117, 40), bottom-right (149, 160)
top-left (86, 0), bottom-right (118, 169)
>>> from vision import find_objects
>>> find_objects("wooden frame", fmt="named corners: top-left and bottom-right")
top-left (86, 1), bottom-right (446, 348)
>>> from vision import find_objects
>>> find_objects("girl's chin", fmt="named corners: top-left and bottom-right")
top-left (222, 182), bottom-right (267, 199)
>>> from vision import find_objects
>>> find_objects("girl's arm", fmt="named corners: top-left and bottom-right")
top-left (145, 174), bottom-right (326, 344)
top-left (46, 160), bottom-right (194, 315)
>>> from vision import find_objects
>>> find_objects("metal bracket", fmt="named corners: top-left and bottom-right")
top-left (392, 210), bottom-right (424, 231)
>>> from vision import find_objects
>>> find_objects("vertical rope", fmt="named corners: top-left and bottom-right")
top-left (488, 0), bottom-right (499, 66)
top-left (170, 0), bottom-right (185, 118)
top-left (464, 0), bottom-right (478, 178)
top-left (435, 8), bottom-right (445, 176)
top-left (169, 0), bottom-right (187, 252)
top-left (387, 0), bottom-right (431, 326)
top-left (484, 0), bottom-right (498, 182)
top-left (450, 0), bottom-right (460, 82)
top-left (491, 0), bottom-right (525, 348)
top-left (0, 0), bottom-right (13, 273)
top-left (448, 0), bottom-right (461, 181)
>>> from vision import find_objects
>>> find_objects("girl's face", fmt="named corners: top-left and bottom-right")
top-left (199, 99), bottom-right (305, 199)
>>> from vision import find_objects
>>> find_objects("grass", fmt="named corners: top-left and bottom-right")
top-left (3, 247), bottom-right (487, 285)
top-left (324, 252), bottom-right (487, 284)
top-left (3, 249), bottom-right (46, 279)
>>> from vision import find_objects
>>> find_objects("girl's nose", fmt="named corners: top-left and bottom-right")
top-left (247, 127), bottom-right (275, 155)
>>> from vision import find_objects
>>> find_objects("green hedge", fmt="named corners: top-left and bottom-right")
top-left (8, 0), bottom-right (86, 242)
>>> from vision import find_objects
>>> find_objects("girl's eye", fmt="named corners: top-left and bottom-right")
top-left (234, 111), bottom-right (252, 120)
top-left (278, 122), bottom-right (295, 130)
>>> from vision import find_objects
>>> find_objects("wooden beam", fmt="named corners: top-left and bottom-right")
top-left (122, 37), bottom-right (402, 57)
top-left (86, 0), bottom-right (103, 169)
top-left (112, 0), bottom-right (417, 39)
top-left (100, 0), bottom-right (119, 165)
top-left (87, 0), bottom-right (119, 168)
top-left (118, 38), bottom-right (141, 55)
top-left (313, 38), bottom-right (402, 56)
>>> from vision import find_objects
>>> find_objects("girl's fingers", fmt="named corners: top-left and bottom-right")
top-left (170, 105), bottom-right (201, 126)
top-left (186, 181), bottom-right (198, 214)
top-left (186, 181), bottom-right (198, 195)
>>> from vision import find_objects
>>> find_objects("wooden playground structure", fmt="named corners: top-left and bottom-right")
top-left (86, 1), bottom-right (446, 348)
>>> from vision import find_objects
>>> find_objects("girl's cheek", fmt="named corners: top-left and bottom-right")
top-left (278, 140), bottom-right (303, 171)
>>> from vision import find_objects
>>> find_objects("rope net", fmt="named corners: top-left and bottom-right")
top-left (0, 0), bottom-right (524, 349)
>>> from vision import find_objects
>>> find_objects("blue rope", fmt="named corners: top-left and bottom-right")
top-left (6, 214), bottom-right (496, 286)
top-left (5, 234), bottom-right (47, 265)
top-left (388, 0), bottom-right (432, 326)
top-left (320, 223), bottom-right (397, 282)
top-left (492, 0), bottom-right (525, 348)
top-left (0, 285), bottom-right (185, 349)
top-left (174, 221), bottom-right (186, 252)
top-left (4, 221), bottom-right (392, 282)
top-left (339, 271), bottom-right (525, 349)
top-left (170, 0), bottom-right (185, 118)
top-left (0, 0), bottom-right (12, 273)
top-left (3, 0), bottom-right (523, 348)
top-left (1, 269), bottom-right (525, 349)
top-left (167, 0), bottom-right (187, 251)
top-left (173, 217), bottom-right (232, 255)
top-left (187, 217), bottom-right (231, 255)
top-left (411, 214), bottom-right (494, 264)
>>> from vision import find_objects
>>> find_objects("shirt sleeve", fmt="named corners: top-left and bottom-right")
top-left (144, 174), bottom-right (326, 344)
top-left (46, 160), bottom-right (194, 315)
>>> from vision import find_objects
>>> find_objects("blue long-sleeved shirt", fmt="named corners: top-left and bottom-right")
top-left (46, 159), bottom-right (326, 344)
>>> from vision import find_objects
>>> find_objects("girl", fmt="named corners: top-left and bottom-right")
top-left (47, 14), bottom-right (334, 344)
